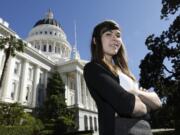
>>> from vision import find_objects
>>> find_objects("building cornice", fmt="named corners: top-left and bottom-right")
top-left (57, 59), bottom-right (88, 68)
top-left (0, 21), bottom-right (16, 36)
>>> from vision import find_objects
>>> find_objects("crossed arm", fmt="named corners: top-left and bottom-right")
top-left (133, 88), bottom-right (162, 111)
top-left (84, 62), bottom-right (149, 118)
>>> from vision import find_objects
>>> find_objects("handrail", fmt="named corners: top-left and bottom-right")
top-left (152, 128), bottom-right (175, 133)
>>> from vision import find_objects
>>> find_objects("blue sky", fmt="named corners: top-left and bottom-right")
top-left (0, 0), bottom-right (173, 79)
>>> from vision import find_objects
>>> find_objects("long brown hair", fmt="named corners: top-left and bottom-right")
top-left (91, 20), bottom-right (136, 81)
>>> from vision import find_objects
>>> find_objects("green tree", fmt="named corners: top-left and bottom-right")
top-left (0, 35), bottom-right (26, 88)
top-left (161, 0), bottom-right (180, 19)
top-left (40, 71), bottom-right (76, 135)
top-left (139, 0), bottom-right (180, 133)
top-left (0, 102), bottom-right (24, 126)
top-left (0, 102), bottom-right (43, 135)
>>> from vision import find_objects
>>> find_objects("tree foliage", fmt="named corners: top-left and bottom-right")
top-left (39, 71), bottom-right (76, 134)
top-left (0, 102), bottom-right (43, 135)
top-left (161, 0), bottom-right (180, 19)
top-left (139, 0), bottom-right (179, 133)
top-left (0, 102), bottom-right (24, 126)
top-left (0, 35), bottom-right (26, 88)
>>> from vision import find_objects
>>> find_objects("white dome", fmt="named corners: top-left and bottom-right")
top-left (26, 10), bottom-right (72, 63)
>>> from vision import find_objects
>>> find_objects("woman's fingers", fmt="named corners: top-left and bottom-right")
top-left (139, 87), bottom-right (147, 91)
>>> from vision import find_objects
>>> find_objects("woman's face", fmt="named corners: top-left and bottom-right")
top-left (101, 29), bottom-right (122, 58)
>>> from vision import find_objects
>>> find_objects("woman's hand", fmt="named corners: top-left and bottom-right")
top-left (129, 87), bottom-right (162, 111)
top-left (139, 87), bottom-right (147, 92)
top-left (136, 88), bottom-right (162, 110)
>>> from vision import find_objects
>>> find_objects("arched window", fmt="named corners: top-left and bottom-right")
top-left (84, 115), bottom-right (88, 130)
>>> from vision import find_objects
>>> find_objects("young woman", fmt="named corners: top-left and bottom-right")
top-left (83, 20), bottom-right (161, 135)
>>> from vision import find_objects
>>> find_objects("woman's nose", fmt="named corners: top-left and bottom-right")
top-left (112, 34), bottom-right (118, 40)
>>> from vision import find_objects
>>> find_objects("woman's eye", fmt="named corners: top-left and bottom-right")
top-left (116, 34), bottom-right (121, 38)
top-left (105, 32), bottom-right (112, 36)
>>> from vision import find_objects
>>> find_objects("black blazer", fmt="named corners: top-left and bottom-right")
top-left (83, 61), bottom-right (135, 135)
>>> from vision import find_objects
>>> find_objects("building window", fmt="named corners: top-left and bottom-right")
top-left (62, 47), bottom-right (65, 55)
top-left (43, 45), bottom-right (47, 51)
top-left (84, 115), bottom-right (88, 130)
top-left (70, 80), bottom-right (75, 90)
top-left (50, 31), bottom-right (52, 35)
top-left (11, 82), bottom-right (16, 99)
top-left (26, 86), bottom-right (31, 101)
top-left (89, 116), bottom-right (93, 130)
top-left (39, 72), bottom-right (45, 88)
top-left (14, 61), bottom-right (20, 75)
top-left (28, 67), bottom-right (33, 81)
top-left (94, 117), bottom-right (97, 131)
top-left (49, 45), bottom-right (52, 52)
top-left (55, 46), bottom-right (57, 53)
top-left (38, 88), bottom-right (43, 106)
top-left (35, 44), bottom-right (40, 49)
top-left (35, 44), bottom-right (40, 50)
top-left (39, 73), bottom-right (43, 84)
top-left (45, 31), bottom-right (47, 34)
top-left (70, 91), bottom-right (75, 105)
top-left (58, 47), bottom-right (60, 53)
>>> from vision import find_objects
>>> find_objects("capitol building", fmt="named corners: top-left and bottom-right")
top-left (0, 10), bottom-right (98, 134)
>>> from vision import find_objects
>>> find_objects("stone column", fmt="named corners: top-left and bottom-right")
top-left (75, 70), bottom-right (82, 107)
top-left (43, 70), bottom-right (48, 100)
top-left (46, 42), bottom-right (49, 52)
top-left (39, 40), bottom-right (42, 51)
top-left (32, 65), bottom-right (40, 107)
top-left (1, 57), bottom-right (14, 100)
top-left (82, 79), bottom-right (87, 107)
top-left (80, 75), bottom-right (84, 106)
top-left (53, 42), bottom-right (55, 53)
top-left (18, 59), bottom-right (28, 104)
top-left (62, 72), bottom-right (69, 105)
top-left (79, 73), bottom-right (83, 107)
top-left (87, 89), bottom-right (91, 110)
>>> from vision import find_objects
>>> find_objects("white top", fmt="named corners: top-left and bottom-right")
top-left (118, 71), bottom-right (139, 92)
top-left (115, 71), bottom-right (139, 117)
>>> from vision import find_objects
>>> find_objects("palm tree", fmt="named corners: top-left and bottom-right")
top-left (0, 35), bottom-right (26, 88)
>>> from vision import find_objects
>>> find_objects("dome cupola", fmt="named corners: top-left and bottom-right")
top-left (33, 9), bottom-right (60, 28)
top-left (26, 9), bottom-right (72, 63)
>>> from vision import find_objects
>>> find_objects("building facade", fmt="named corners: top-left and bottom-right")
top-left (0, 10), bottom-right (98, 135)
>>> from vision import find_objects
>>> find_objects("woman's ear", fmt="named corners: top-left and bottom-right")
top-left (93, 37), bottom-right (96, 45)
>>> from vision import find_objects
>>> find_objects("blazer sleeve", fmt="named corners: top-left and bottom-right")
top-left (83, 62), bottom-right (135, 117)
